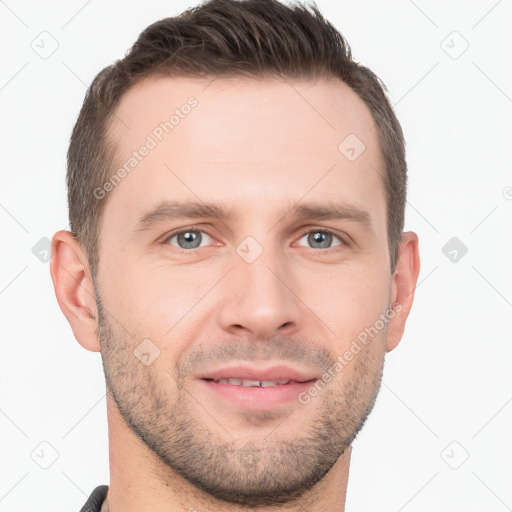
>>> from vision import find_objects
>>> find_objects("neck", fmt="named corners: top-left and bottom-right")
top-left (105, 394), bottom-right (351, 512)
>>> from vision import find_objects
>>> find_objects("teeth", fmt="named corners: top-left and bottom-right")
top-left (216, 378), bottom-right (290, 387)
top-left (260, 380), bottom-right (289, 387)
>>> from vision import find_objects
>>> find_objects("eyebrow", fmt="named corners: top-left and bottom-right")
top-left (135, 200), bottom-right (372, 232)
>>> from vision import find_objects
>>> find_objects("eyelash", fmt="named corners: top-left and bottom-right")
top-left (162, 226), bottom-right (348, 253)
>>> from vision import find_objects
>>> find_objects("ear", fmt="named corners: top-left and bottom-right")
top-left (385, 231), bottom-right (420, 352)
top-left (49, 230), bottom-right (100, 352)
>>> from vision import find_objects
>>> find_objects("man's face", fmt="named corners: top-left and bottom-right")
top-left (96, 76), bottom-right (393, 506)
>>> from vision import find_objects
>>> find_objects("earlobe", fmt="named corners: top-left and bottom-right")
top-left (385, 232), bottom-right (420, 352)
top-left (50, 230), bottom-right (101, 352)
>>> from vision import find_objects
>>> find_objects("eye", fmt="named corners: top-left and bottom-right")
top-left (162, 227), bottom-right (346, 253)
top-left (165, 229), bottom-right (215, 250)
top-left (296, 229), bottom-right (344, 250)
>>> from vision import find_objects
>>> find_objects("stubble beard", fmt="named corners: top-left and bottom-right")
top-left (96, 293), bottom-right (385, 508)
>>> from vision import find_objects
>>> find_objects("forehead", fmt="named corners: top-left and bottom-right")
top-left (103, 75), bottom-right (386, 232)
top-left (111, 75), bottom-right (380, 160)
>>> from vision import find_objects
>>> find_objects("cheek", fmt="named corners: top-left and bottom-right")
top-left (296, 262), bottom-right (391, 345)
top-left (105, 260), bottom-right (212, 346)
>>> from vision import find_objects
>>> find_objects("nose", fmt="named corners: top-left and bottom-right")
top-left (217, 247), bottom-right (303, 340)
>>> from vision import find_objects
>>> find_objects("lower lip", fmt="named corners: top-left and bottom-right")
top-left (198, 379), bottom-right (317, 410)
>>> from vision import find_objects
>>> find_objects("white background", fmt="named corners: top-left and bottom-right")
top-left (1, 1), bottom-right (511, 511)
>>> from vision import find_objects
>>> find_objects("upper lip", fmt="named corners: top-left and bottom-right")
top-left (197, 365), bottom-right (317, 383)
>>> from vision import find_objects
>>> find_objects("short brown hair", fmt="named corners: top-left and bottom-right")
top-left (67, 0), bottom-right (407, 277)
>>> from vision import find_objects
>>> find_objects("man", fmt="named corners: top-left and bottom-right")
top-left (50, 0), bottom-right (420, 510)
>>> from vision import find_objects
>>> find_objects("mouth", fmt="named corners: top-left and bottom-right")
top-left (197, 364), bottom-right (316, 383)
top-left (196, 365), bottom-right (318, 410)
top-left (202, 377), bottom-right (311, 387)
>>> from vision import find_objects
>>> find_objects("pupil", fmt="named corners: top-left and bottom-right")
top-left (179, 231), bottom-right (201, 249)
top-left (309, 231), bottom-right (331, 249)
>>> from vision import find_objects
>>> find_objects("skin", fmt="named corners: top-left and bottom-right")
top-left (50, 75), bottom-right (420, 512)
